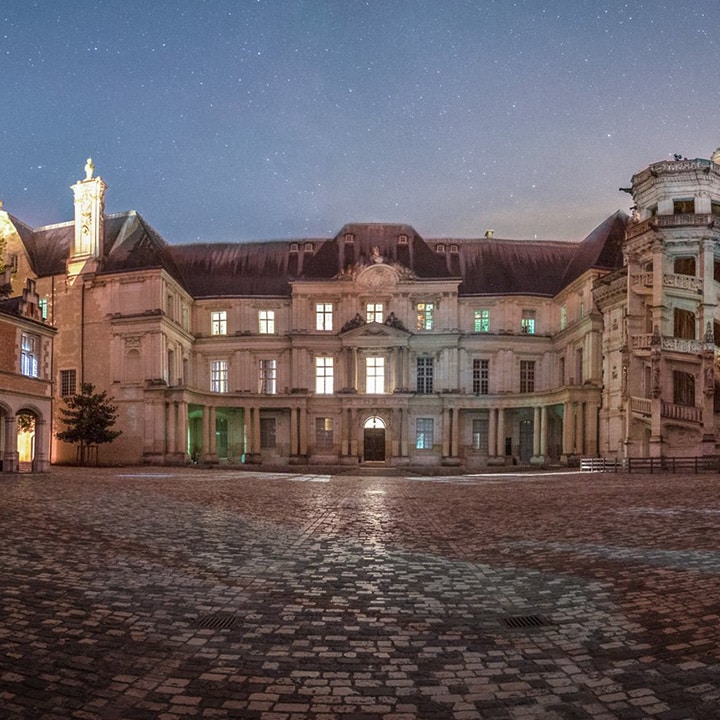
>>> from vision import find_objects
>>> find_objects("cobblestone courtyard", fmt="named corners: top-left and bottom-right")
top-left (1, 467), bottom-right (720, 719)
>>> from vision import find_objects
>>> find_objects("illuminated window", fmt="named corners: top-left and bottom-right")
top-left (259, 310), bottom-right (275, 334)
top-left (259, 359), bottom-right (277, 394)
top-left (211, 311), bottom-right (227, 335)
top-left (416, 418), bottom-right (433, 449)
top-left (315, 356), bottom-right (334, 394)
top-left (416, 357), bottom-right (433, 394)
top-left (210, 360), bottom-right (228, 392)
top-left (60, 369), bottom-right (77, 397)
top-left (473, 309), bottom-right (490, 332)
top-left (366, 302), bottom-right (383, 323)
top-left (316, 303), bottom-right (333, 331)
top-left (472, 359), bottom-right (489, 395)
top-left (38, 297), bottom-right (48, 320)
top-left (315, 417), bottom-right (334, 448)
top-left (366, 356), bottom-right (385, 394)
top-left (416, 302), bottom-right (434, 331)
top-left (21, 333), bottom-right (39, 378)
top-left (521, 310), bottom-right (536, 334)
top-left (520, 360), bottom-right (535, 393)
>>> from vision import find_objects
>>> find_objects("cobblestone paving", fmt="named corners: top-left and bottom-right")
top-left (2, 468), bottom-right (720, 719)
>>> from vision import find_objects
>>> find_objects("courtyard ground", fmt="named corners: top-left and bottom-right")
top-left (1, 466), bottom-right (719, 719)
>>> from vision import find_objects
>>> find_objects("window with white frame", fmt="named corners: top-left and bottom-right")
top-left (473, 308), bottom-right (490, 333)
top-left (366, 302), bottom-right (383, 323)
top-left (415, 418), bottom-right (434, 449)
top-left (315, 356), bottom-right (334, 394)
top-left (416, 302), bottom-right (434, 331)
top-left (210, 310), bottom-right (227, 335)
top-left (416, 356), bottom-right (433, 394)
top-left (38, 297), bottom-right (48, 321)
top-left (21, 333), bottom-right (39, 378)
top-left (258, 309), bottom-right (275, 334)
top-left (60, 369), bottom-right (77, 397)
top-left (315, 303), bottom-right (333, 331)
top-left (210, 360), bottom-right (228, 392)
top-left (472, 359), bottom-right (489, 394)
top-left (315, 417), bottom-right (334, 448)
top-left (521, 309), bottom-right (536, 334)
top-left (259, 359), bottom-right (277, 394)
top-left (366, 356), bottom-right (385, 394)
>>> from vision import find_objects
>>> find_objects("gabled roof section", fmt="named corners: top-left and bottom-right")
top-left (301, 223), bottom-right (453, 279)
top-left (15, 217), bottom-right (73, 277)
top-left (557, 210), bottom-right (628, 289)
top-left (168, 241), bottom-right (293, 297)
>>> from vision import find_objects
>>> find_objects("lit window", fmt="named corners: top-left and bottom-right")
top-left (315, 356), bottom-right (334, 394)
top-left (315, 417), bottom-right (334, 448)
top-left (366, 302), bottom-right (383, 323)
top-left (472, 359), bottom-right (489, 395)
top-left (521, 310), bottom-right (536, 334)
top-left (259, 359), bottom-right (277, 394)
top-left (416, 357), bottom-right (433, 394)
top-left (473, 309), bottom-right (490, 332)
top-left (210, 360), bottom-right (228, 392)
top-left (60, 369), bottom-right (77, 397)
top-left (520, 360), bottom-right (535, 393)
top-left (38, 297), bottom-right (48, 320)
top-left (260, 418), bottom-right (276, 448)
top-left (472, 418), bottom-right (489, 451)
top-left (316, 303), bottom-right (333, 331)
top-left (366, 356), bottom-right (385, 394)
top-left (416, 302), bottom-right (434, 331)
top-left (416, 418), bottom-right (433, 449)
top-left (21, 333), bottom-right (39, 378)
top-left (211, 311), bottom-right (227, 335)
top-left (259, 310), bottom-right (275, 334)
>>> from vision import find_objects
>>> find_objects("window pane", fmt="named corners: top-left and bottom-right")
top-left (416, 302), bottom-right (434, 331)
top-left (366, 356), bottom-right (385, 393)
top-left (259, 359), bottom-right (277, 394)
top-left (473, 309), bottom-right (490, 332)
top-left (315, 417), bottom-right (334, 448)
top-left (521, 310), bottom-right (536, 334)
top-left (316, 303), bottom-right (333, 331)
top-left (260, 418), bottom-right (277, 448)
top-left (315, 357), bottom-right (334, 394)
top-left (60, 369), bottom-right (77, 397)
top-left (21, 333), bottom-right (39, 378)
top-left (366, 303), bottom-right (383, 323)
top-left (210, 360), bottom-right (228, 392)
top-left (520, 360), bottom-right (535, 393)
top-left (472, 359), bottom-right (489, 394)
top-left (415, 418), bottom-right (433, 449)
top-left (472, 418), bottom-right (489, 451)
top-left (259, 310), bottom-right (275, 334)
top-left (416, 357), bottom-right (433, 393)
top-left (211, 311), bottom-right (227, 335)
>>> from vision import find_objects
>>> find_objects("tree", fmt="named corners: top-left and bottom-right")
top-left (56, 383), bottom-right (122, 465)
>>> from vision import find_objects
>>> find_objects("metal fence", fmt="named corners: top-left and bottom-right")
top-left (580, 456), bottom-right (720, 473)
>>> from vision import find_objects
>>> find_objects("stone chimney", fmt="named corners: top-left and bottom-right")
top-left (68, 158), bottom-right (107, 276)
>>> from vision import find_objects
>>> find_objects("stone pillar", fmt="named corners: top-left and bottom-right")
top-left (398, 407), bottom-right (407, 459)
top-left (203, 405), bottom-right (217, 463)
top-left (290, 406), bottom-right (299, 457)
top-left (585, 402), bottom-right (598, 457)
top-left (167, 402), bottom-right (177, 455)
top-left (2, 416), bottom-right (18, 473)
top-left (575, 401), bottom-right (584, 456)
top-left (450, 409), bottom-right (460, 459)
top-left (32, 418), bottom-right (50, 473)
top-left (349, 408), bottom-right (358, 458)
top-left (488, 407), bottom-right (497, 458)
top-left (488, 407), bottom-right (506, 465)
top-left (177, 401), bottom-right (188, 462)
top-left (540, 405), bottom-right (548, 460)
top-left (442, 408), bottom-right (451, 457)
top-left (562, 401), bottom-right (574, 462)
top-left (530, 405), bottom-right (544, 465)
top-left (299, 406), bottom-right (308, 455)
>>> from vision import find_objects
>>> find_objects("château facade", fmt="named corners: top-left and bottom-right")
top-left (2, 148), bottom-right (720, 471)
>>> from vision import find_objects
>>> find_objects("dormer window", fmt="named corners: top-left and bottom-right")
top-left (304, 242), bottom-right (314, 253)
top-left (435, 243), bottom-right (446, 253)
top-left (344, 233), bottom-right (355, 244)
top-left (397, 233), bottom-right (408, 245)
top-left (450, 244), bottom-right (459, 254)
top-left (289, 242), bottom-right (299, 253)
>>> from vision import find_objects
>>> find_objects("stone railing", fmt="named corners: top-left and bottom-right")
top-left (630, 334), bottom-right (653, 350)
top-left (661, 402), bottom-right (702, 423)
top-left (663, 273), bottom-right (703, 292)
top-left (629, 272), bottom-right (653, 289)
top-left (626, 213), bottom-right (714, 239)
top-left (630, 396), bottom-right (651, 416)
top-left (630, 335), bottom-right (704, 353)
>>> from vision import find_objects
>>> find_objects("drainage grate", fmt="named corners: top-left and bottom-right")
top-left (197, 613), bottom-right (238, 630)
top-left (501, 614), bottom-right (552, 629)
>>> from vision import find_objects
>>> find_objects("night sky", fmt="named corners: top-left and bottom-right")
top-left (3, 1), bottom-right (720, 244)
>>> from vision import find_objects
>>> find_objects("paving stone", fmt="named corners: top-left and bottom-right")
top-left (2, 467), bottom-right (720, 718)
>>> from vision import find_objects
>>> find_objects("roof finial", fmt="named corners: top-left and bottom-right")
top-left (84, 157), bottom-right (95, 180)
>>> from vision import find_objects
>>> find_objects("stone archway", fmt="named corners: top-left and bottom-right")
top-left (363, 415), bottom-right (386, 461)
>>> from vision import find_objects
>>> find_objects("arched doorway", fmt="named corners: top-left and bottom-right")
top-left (363, 416), bottom-right (386, 461)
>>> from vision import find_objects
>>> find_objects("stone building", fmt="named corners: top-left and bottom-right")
top-left (2, 149), bottom-right (719, 470)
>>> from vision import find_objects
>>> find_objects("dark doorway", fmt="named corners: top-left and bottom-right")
top-left (519, 419), bottom-right (533, 463)
top-left (363, 428), bottom-right (385, 461)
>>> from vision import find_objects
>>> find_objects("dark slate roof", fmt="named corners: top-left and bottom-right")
top-left (12, 210), bottom-right (628, 300)
top-left (168, 241), bottom-right (299, 297)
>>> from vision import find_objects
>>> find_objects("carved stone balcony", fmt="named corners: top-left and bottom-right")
top-left (630, 396), bottom-right (651, 416)
top-left (663, 273), bottom-right (703, 293)
top-left (661, 401), bottom-right (702, 423)
top-left (626, 213), bottom-right (715, 240)
top-left (630, 334), bottom-right (704, 354)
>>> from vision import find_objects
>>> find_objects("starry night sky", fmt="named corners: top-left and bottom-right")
top-left (3, 1), bottom-right (720, 244)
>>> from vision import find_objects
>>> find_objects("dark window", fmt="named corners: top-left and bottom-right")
top-left (520, 360), bottom-right (535, 393)
top-left (472, 418), bottom-right (489, 451)
top-left (260, 418), bottom-right (276, 448)
top-left (315, 417), bottom-right (334, 449)
top-left (472, 359), bottom-right (489, 394)
top-left (673, 371), bottom-right (695, 407)
top-left (674, 199), bottom-right (695, 214)
top-left (674, 308), bottom-right (695, 339)
top-left (60, 369), bottom-right (77, 397)
top-left (674, 256), bottom-right (696, 276)
top-left (416, 357), bottom-right (433, 393)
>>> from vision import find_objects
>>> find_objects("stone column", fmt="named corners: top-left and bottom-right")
top-left (540, 405), bottom-right (548, 460)
top-left (349, 408), bottom-right (358, 458)
top-left (530, 406), bottom-right (543, 465)
top-left (32, 418), bottom-right (50, 473)
top-left (488, 407), bottom-right (497, 458)
top-left (450, 409), bottom-right (460, 459)
top-left (290, 406), bottom-right (299, 457)
top-left (299, 406), bottom-right (308, 456)
top-left (3, 415), bottom-right (18, 472)
top-left (575, 401), bottom-right (584, 456)
top-left (167, 402), bottom-right (177, 455)
top-left (177, 401), bottom-right (188, 461)
top-left (585, 402), bottom-right (598, 457)
top-left (488, 407), bottom-right (506, 465)
top-left (562, 401), bottom-right (574, 462)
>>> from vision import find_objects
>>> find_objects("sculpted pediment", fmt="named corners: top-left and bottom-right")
top-left (340, 320), bottom-right (411, 341)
